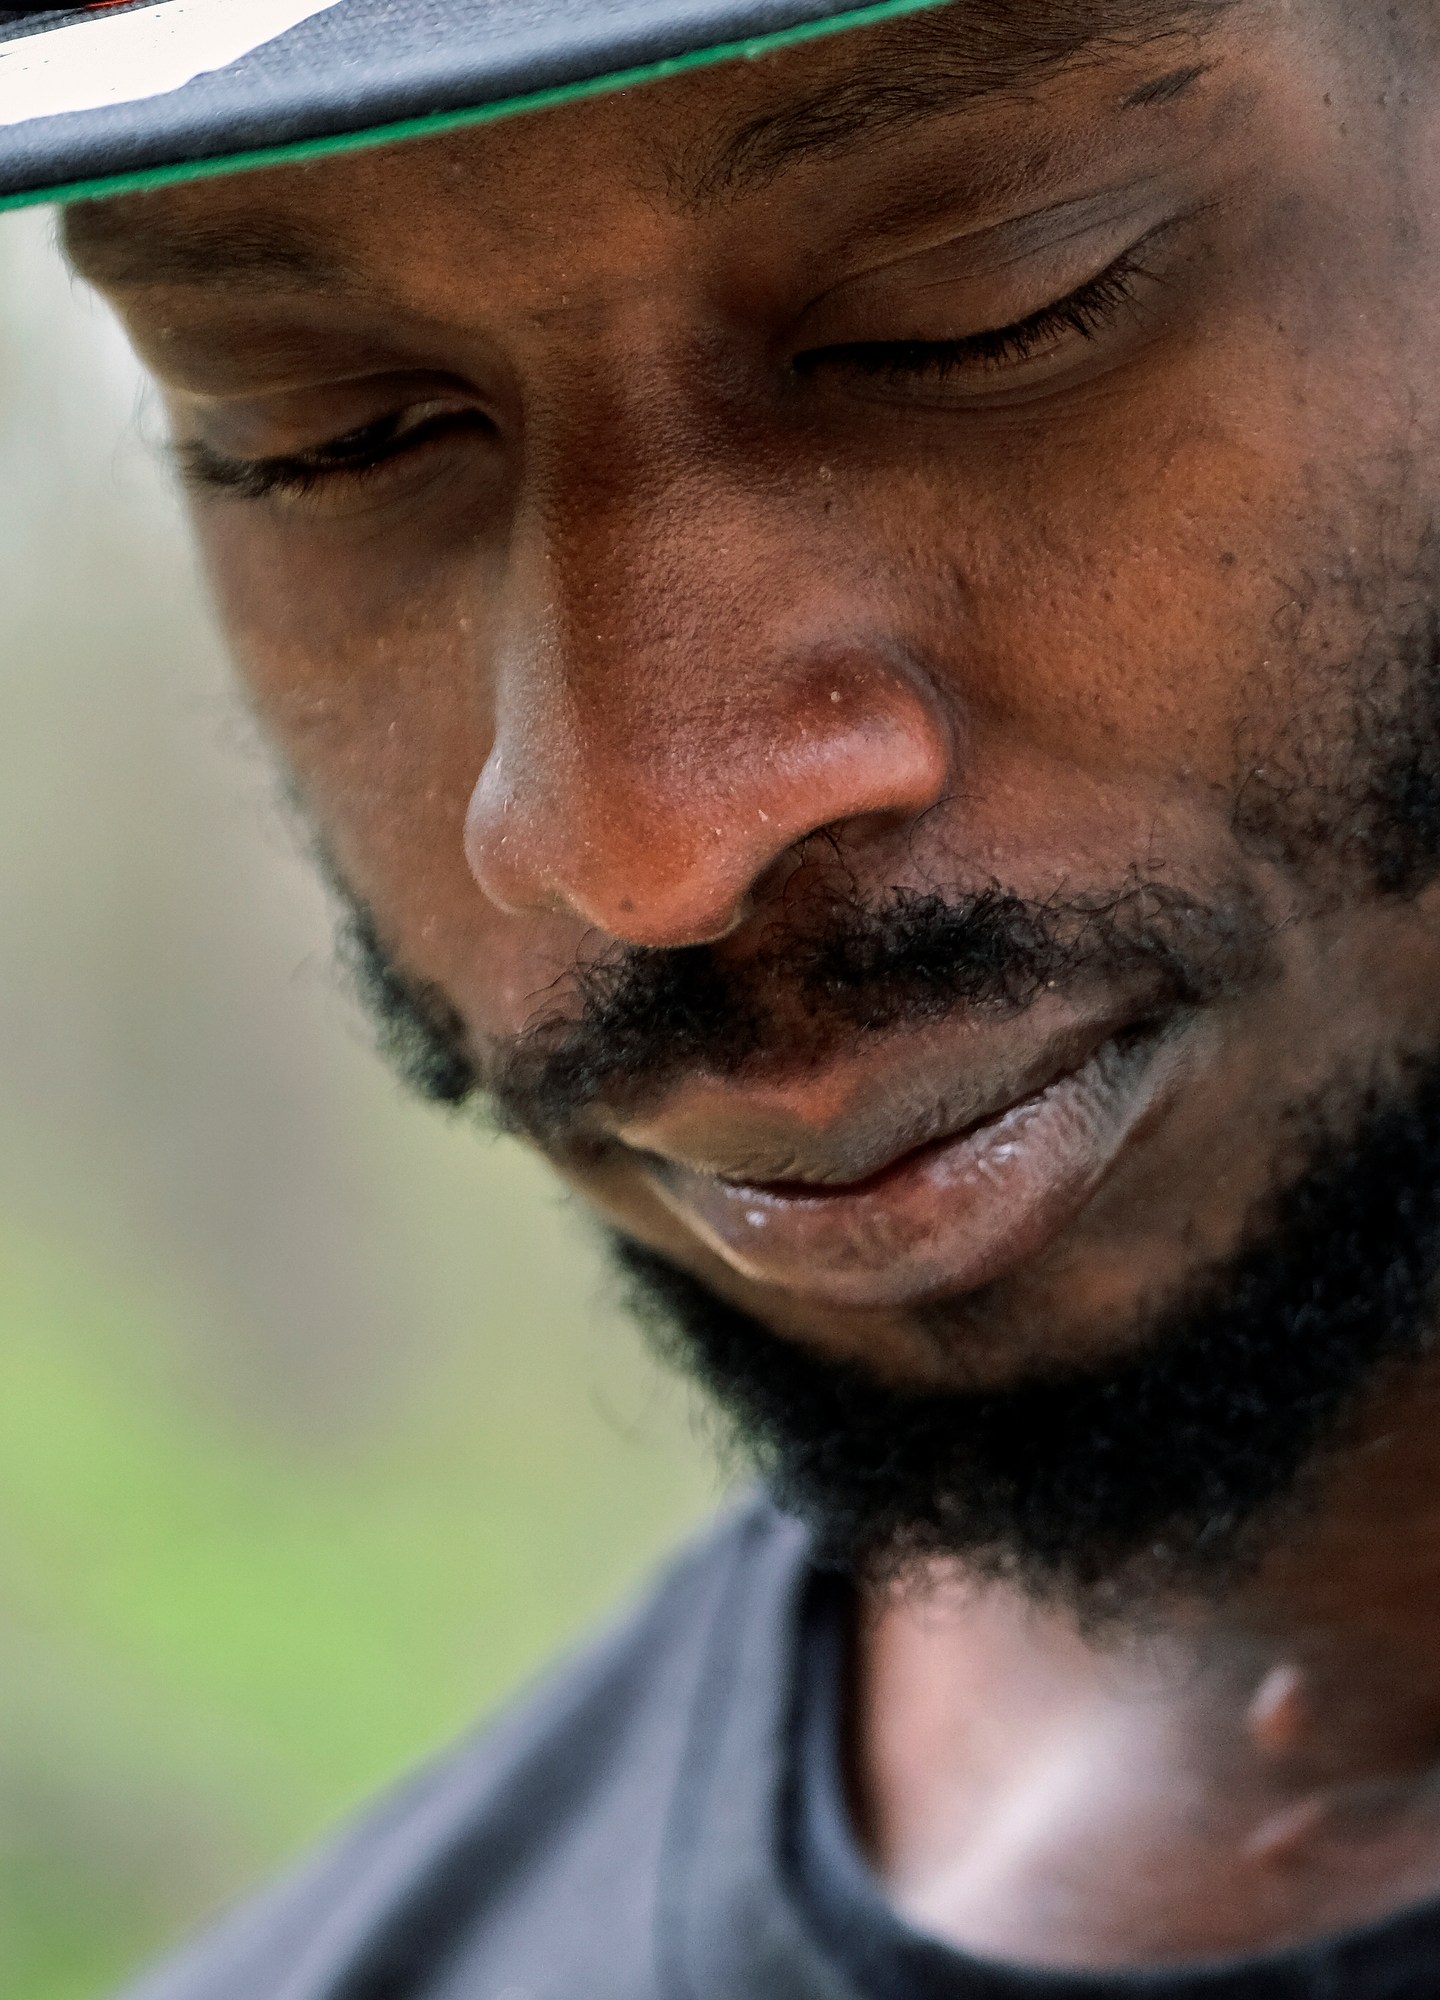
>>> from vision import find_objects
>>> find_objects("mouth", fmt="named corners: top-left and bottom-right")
top-left (615, 1013), bottom-right (1191, 1310)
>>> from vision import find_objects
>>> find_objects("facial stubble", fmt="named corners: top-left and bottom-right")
top-left (320, 515), bottom-right (1440, 1612)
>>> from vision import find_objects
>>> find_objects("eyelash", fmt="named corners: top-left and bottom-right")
top-left (794, 242), bottom-right (1154, 385)
top-left (175, 406), bottom-right (491, 503)
top-left (177, 242), bottom-right (1156, 504)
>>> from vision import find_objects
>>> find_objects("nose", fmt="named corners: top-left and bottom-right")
top-left (464, 460), bottom-right (950, 950)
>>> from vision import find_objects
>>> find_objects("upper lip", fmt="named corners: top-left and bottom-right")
top-left (606, 1000), bottom-right (1152, 1191)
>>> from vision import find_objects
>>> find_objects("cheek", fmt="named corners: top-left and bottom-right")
top-left (886, 333), bottom-right (1415, 844)
top-left (816, 436), bottom-right (1283, 908)
top-left (194, 505), bottom-right (542, 1033)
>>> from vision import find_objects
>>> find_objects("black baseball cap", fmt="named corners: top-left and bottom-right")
top-left (0, 0), bottom-right (943, 211)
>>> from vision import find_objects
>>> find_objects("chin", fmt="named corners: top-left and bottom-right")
top-left (669, 1223), bottom-right (1204, 1399)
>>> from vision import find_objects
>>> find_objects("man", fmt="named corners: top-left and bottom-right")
top-left (8, 0), bottom-right (1440, 1990)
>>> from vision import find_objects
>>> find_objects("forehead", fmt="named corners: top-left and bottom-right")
top-left (64, 0), bottom-right (1235, 288)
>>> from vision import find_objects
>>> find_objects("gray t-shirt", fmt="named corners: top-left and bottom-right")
top-left (119, 1497), bottom-right (1440, 2000)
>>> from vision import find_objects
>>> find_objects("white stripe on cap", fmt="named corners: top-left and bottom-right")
top-left (0, 0), bottom-right (343, 128)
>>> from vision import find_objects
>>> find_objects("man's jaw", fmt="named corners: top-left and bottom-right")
top-left (613, 1044), bottom-right (1440, 1603)
top-left (331, 865), bottom-right (1440, 1600)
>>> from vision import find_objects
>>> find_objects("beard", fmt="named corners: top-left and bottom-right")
top-left (317, 519), bottom-right (1440, 1613)
top-left (330, 866), bottom-right (1440, 1612)
top-left (613, 1056), bottom-right (1440, 1612)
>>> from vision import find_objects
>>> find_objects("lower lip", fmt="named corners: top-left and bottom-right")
top-left (642, 1031), bottom-right (1178, 1310)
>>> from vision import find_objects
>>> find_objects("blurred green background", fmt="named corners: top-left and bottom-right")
top-left (0, 210), bottom-right (714, 1997)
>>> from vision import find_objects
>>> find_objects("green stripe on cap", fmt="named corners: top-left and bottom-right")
top-left (0, 0), bottom-right (948, 213)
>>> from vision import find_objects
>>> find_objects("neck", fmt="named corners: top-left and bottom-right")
top-left (851, 1356), bottom-right (1440, 1970)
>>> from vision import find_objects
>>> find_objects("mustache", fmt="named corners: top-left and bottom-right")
top-left (336, 872), bottom-right (1274, 1144)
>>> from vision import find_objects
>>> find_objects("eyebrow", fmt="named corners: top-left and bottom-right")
top-left (61, 207), bottom-right (371, 294)
top-left (669, 0), bottom-right (1230, 207)
top-left (64, 0), bottom-right (1230, 294)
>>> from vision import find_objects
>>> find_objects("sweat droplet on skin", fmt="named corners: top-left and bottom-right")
top-left (1248, 1663), bottom-right (1311, 1757)
top-left (1243, 1794), bottom-right (1330, 1865)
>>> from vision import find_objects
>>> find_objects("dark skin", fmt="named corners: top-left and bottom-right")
top-left (64, 0), bottom-right (1440, 1968)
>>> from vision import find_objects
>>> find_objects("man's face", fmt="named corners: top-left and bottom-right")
top-left (66, 1), bottom-right (1440, 1583)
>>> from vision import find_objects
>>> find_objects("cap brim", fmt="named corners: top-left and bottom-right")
top-left (0, 0), bottom-right (945, 211)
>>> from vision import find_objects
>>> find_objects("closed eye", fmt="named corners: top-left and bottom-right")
top-left (793, 234), bottom-right (1167, 392)
top-left (174, 401), bottom-right (494, 504)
